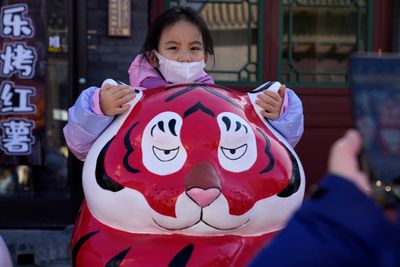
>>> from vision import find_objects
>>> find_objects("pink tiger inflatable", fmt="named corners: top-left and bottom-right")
top-left (71, 82), bottom-right (305, 266)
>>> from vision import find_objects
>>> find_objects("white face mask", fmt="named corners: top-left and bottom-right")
top-left (153, 50), bottom-right (206, 83)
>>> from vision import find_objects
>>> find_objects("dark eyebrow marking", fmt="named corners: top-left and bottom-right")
top-left (151, 119), bottom-right (177, 137)
top-left (222, 116), bottom-right (231, 131)
top-left (151, 121), bottom-right (165, 137)
top-left (165, 84), bottom-right (242, 110)
top-left (235, 122), bottom-right (248, 133)
top-left (184, 101), bottom-right (215, 118)
top-left (235, 121), bottom-right (241, 132)
top-left (158, 121), bottom-right (165, 132)
top-left (151, 124), bottom-right (156, 136)
top-left (243, 124), bottom-right (248, 133)
top-left (168, 119), bottom-right (177, 136)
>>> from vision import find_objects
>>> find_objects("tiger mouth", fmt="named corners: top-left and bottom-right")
top-left (152, 217), bottom-right (250, 231)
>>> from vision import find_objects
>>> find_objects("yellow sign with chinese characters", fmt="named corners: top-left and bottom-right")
top-left (108, 0), bottom-right (131, 37)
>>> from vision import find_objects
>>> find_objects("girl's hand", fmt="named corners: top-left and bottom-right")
top-left (100, 84), bottom-right (136, 116)
top-left (255, 84), bottom-right (286, 120)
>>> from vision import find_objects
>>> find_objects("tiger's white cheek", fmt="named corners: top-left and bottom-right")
top-left (142, 112), bottom-right (187, 175)
top-left (217, 112), bottom-right (257, 172)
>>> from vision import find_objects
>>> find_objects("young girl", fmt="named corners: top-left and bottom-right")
top-left (64, 6), bottom-right (303, 160)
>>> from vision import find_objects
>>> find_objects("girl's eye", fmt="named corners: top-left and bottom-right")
top-left (191, 47), bottom-right (201, 51)
top-left (167, 47), bottom-right (178, 51)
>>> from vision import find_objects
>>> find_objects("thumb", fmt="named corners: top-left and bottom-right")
top-left (328, 129), bottom-right (371, 195)
top-left (278, 85), bottom-right (286, 98)
top-left (101, 83), bottom-right (113, 91)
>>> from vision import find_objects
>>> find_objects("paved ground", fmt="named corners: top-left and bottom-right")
top-left (0, 226), bottom-right (72, 267)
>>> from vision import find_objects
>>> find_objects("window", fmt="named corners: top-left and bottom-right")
top-left (280, 0), bottom-right (372, 86)
top-left (167, 0), bottom-right (373, 88)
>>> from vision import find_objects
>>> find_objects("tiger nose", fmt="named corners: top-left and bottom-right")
top-left (185, 162), bottom-right (221, 207)
top-left (186, 188), bottom-right (220, 208)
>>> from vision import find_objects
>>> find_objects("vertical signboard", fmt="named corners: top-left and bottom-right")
top-left (0, 1), bottom-right (46, 165)
top-left (108, 0), bottom-right (131, 37)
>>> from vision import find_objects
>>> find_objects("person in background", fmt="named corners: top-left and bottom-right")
top-left (249, 129), bottom-right (400, 267)
top-left (0, 167), bottom-right (14, 195)
top-left (63, 6), bottom-right (303, 160)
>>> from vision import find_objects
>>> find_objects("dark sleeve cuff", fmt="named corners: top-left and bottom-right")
top-left (305, 174), bottom-right (394, 250)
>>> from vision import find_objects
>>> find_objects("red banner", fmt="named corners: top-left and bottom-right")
top-left (0, 0), bottom-right (46, 165)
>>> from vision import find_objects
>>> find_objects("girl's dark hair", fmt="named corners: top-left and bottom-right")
top-left (140, 6), bottom-right (214, 56)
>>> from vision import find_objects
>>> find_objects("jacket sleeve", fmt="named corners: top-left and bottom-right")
top-left (248, 174), bottom-right (400, 267)
top-left (269, 88), bottom-right (304, 147)
top-left (0, 235), bottom-right (12, 267)
top-left (63, 86), bottom-right (114, 160)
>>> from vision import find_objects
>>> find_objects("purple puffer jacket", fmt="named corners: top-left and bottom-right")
top-left (63, 54), bottom-right (303, 160)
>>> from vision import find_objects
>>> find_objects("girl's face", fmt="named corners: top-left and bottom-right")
top-left (150, 20), bottom-right (207, 66)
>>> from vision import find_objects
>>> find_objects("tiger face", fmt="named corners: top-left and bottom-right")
top-left (82, 83), bottom-right (305, 237)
